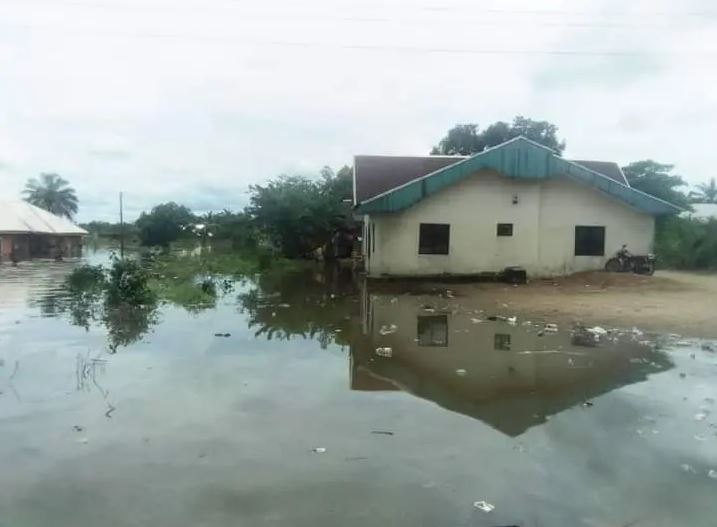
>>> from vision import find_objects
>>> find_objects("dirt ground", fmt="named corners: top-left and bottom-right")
top-left (449, 271), bottom-right (717, 339)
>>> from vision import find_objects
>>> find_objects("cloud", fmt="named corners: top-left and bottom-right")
top-left (0, 0), bottom-right (715, 222)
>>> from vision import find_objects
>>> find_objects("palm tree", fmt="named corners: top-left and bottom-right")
top-left (693, 177), bottom-right (717, 203)
top-left (23, 173), bottom-right (79, 219)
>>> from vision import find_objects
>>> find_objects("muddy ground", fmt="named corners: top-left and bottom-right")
top-left (442, 271), bottom-right (717, 339)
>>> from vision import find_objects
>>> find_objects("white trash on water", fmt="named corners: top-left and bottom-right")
top-left (507, 316), bottom-right (517, 326)
top-left (587, 326), bottom-right (608, 336)
top-left (473, 501), bottom-right (495, 512)
top-left (681, 463), bottom-right (697, 474)
top-left (378, 324), bottom-right (398, 335)
top-left (375, 347), bottom-right (393, 358)
top-left (544, 323), bottom-right (559, 333)
top-left (312, 447), bottom-right (327, 454)
top-left (708, 469), bottom-right (717, 480)
top-left (455, 369), bottom-right (467, 376)
top-left (695, 412), bottom-right (709, 421)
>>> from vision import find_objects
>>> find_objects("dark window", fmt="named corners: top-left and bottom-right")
top-left (494, 333), bottom-right (512, 351)
top-left (419, 223), bottom-right (450, 255)
top-left (575, 226), bottom-right (606, 256)
top-left (417, 315), bottom-right (448, 347)
top-left (496, 223), bottom-right (514, 237)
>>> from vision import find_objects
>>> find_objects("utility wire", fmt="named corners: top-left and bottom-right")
top-left (2, 23), bottom-right (714, 58)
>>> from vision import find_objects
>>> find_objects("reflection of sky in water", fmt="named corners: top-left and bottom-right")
top-left (1, 254), bottom-right (716, 527)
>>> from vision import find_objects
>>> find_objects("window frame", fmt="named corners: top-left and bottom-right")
top-left (574, 226), bottom-right (606, 256)
top-left (418, 223), bottom-right (450, 255)
top-left (496, 223), bottom-right (514, 237)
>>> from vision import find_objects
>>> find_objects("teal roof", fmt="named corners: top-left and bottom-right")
top-left (356, 137), bottom-right (682, 216)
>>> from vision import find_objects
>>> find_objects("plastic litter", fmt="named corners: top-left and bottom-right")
top-left (681, 463), bottom-right (697, 474)
top-left (470, 318), bottom-right (482, 324)
top-left (694, 435), bottom-right (708, 441)
top-left (378, 324), bottom-right (398, 335)
top-left (72, 425), bottom-right (84, 432)
top-left (507, 316), bottom-right (517, 326)
top-left (312, 447), bottom-right (327, 454)
top-left (277, 303), bottom-right (291, 308)
top-left (708, 469), bottom-right (717, 480)
top-left (375, 347), bottom-right (393, 358)
top-left (544, 323), bottom-right (558, 333)
top-left (455, 369), bottom-right (467, 376)
top-left (371, 430), bottom-right (394, 435)
top-left (695, 412), bottom-right (709, 421)
top-left (631, 327), bottom-right (644, 337)
top-left (473, 501), bottom-right (495, 512)
top-left (77, 437), bottom-right (89, 445)
top-left (214, 333), bottom-right (231, 338)
top-left (588, 326), bottom-right (608, 336)
top-left (582, 401), bottom-right (594, 408)
top-left (701, 342), bottom-right (715, 352)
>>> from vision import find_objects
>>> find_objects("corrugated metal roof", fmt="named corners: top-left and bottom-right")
top-left (355, 137), bottom-right (682, 216)
top-left (0, 201), bottom-right (87, 235)
top-left (354, 155), bottom-right (467, 203)
top-left (571, 160), bottom-right (629, 185)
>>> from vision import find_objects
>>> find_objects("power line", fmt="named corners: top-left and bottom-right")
top-left (11, 0), bottom-right (717, 18)
top-left (3, 23), bottom-right (714, 58)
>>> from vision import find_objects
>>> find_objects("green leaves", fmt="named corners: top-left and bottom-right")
top-left (431, 116), bottom-right (566, 156)
top-left (22, 173), bottom-right (79, 219)
top-left (622, 160), bottom-right (690, 209)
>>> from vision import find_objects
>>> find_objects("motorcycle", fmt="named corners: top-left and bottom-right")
top-left (605, 251), bottom-right (656, 275)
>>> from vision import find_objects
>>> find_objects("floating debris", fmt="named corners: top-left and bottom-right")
top-left (701, 342), bottom-right (715, 352)
top-left (77, 437), bottom-right (89, 445)
top-left (277, 303), bottom-right (291, 308)
top-left (709, 469), bottom-right (717, 480)
top-left (473, 500), bottom-right (495, 512)
top-left (588, 326), bottom-right (608, 336)
top-left (681, 463), bottom-right (697, 474)
top-left (694, 435), bottom-right (708, 441)
top-left (470, 318), bottom-right (482, 324)
top-left (455, 369), bottom-right (467, 376)
top-left (507, 316), bottom-right (517, 326)
top-left (695, 412), bottom-right (709, 421)
top-left (582, 401), bottom-right (594, 408)
top-left (375, 347), bottom-right (393, 358)
top-left (378, 324), bottom-right (398, 335)
top-left (371, 430), bottom-right (394, 436)
top-left (213, 333), bottom-right (231, 338)
top-left (312, 447), bottom-right (327, 454)
top-left (72, 425), bottom-right (84, 432)
top-left (544, 323), bottom-right (559, 333)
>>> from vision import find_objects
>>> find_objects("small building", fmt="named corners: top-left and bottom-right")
top-left (353, 137), bottom-right (681, 278)
top-left (0, 201), bottom-right (87, 262)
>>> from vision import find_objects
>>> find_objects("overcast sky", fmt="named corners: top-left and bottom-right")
top-left (0, 0), bottom-right (715, 221)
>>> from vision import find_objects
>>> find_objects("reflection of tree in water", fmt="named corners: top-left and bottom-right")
top-left (37, 282), bottom-right (159, 353)
top-left (236, 265), bottom-right (361, 348)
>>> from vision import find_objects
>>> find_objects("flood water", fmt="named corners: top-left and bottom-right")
top-left (1, 251), bottom-right (716, 527)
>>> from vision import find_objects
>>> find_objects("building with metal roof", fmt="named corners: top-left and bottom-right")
top-left (353, 137), bottom-right (681, 278)
top-left (0, 201), bottom-right (87, 262)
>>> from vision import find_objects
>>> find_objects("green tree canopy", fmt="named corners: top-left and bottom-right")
top-left (622, 160), bottom-right (690, 209)
top-left (23, 173), bottom-right (79, 219)
top-left (431, 116), bottom-right (566, 156)
top-left (135, 202), bottom-right (195, 247)
top-left (247, 167), bottom-right (353, 258)
top-left (691, 177), bottom-right (717, 203)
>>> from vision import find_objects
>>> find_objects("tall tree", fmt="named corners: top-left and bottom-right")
top-left (622, 160), bottom-right (690, 208)
top-left (23, 173), bottom-right (79, 219)
top-left (135, 202), bottom-right (195, 246)
top-left (691, 177), bottom-right (717, 203)
top-left (247, 167), bottom-right (352, 258)
top-left (431, 116), bottom-right (565, 156)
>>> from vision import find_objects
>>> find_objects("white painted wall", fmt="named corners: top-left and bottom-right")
top-left (366, 170), bottom-right (655, 277)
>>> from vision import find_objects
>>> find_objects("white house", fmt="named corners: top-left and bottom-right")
top-left (353, 137), bottom-right (681, 278)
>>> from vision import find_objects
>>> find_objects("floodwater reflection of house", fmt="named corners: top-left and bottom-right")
top-left (0, 201), bottom-right (87, 262)
top-left (350, 288), bottom-right (673, 436)
top-left (353, 137), bottom-right (681, 277)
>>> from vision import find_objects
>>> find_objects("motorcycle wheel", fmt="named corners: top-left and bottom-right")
top-left (643, 261), bottom-right (656, 276)
top-left (605, 258), bottom-right (621, 272)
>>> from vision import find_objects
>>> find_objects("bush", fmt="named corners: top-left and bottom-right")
top-left (136, 202), bottom-right (195, 247)
top-left (67, 264), bottom-right (106, 291)
top-left (655, 216), bottom-right (717, 269)
top-left (106, 256), bottom-right (156, 305)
